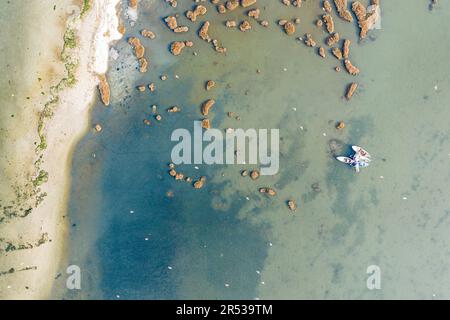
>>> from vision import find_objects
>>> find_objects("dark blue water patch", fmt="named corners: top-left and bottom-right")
top-left (61, 60), bottom-right (270, 299)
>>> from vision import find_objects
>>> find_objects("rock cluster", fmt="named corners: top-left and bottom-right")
top-left (326, 32), bottom-right (340, 46)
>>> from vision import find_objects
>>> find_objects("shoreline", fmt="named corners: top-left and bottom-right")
top-left (0, 0), bottom-right (122, 299)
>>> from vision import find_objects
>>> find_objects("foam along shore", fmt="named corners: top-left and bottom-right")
top-left (0, 0), bottom-right (122, 299)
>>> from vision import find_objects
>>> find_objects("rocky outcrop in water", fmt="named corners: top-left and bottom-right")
top-left (322, 14), bottom-right (334, 33)
top-left (326, 32), bottom-right (340, 46)
top-left (344, 59), bottom-right (360, 75)
top-left (352, 1), bottom-right (380, 39)
top-left (141, 29), bottom-right (156, 39)
top-left (332, 47), bottom-right (343, 60)
top-left (186, 5), bottom-right (207, 22)
top-left (170, 41), bottom-right (193, 56)
top-left (201, 99), bottom-right (215, 116)
top-left (333, 0), bottom-right (353, 22)
top-left (98, 74), bottom-right (110, 106)
top-left (128, 37), bottom-right (145, 58)
top-left (345, 82), bottom-right (358, 100)
top-left (343, 39), bottom-right (350, 59)
top-left (241, 0), bottom-right (257, 7)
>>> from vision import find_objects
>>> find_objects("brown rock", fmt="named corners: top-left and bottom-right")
top-left (333, 0), bottom-right (354, 22)
top-left (148, 83), bottom-right (155, 92)
top-left (322, 14), bottom-right (334, 33)
top-left (143, 119), bottom-right (151, 126)
top-left (240, 20), bottom-right (252, 32)
top-left (139, 57), bottom-right (148, 73)
top-left (169, 169), bottom-right (177, 177)
top-left (318, 47), bottom-right (326, 58)
top-left (128, 37), bottom-right (145, 58)
top-left (284, 21), bottom-right (296, 35)
top-left (186, 5), bottom-right (207, 22)
top-left (137, 85), bottom-right (146, 92)
top-left (345, 82), bottom-right (358, 100)
top-left (199, 21), bottom-right (211, 42)
top-left (167, 106), bottom-right (181, 113)
top-left (260, 20), bottom-right (269, 27)
top-left (241, 0), bottom-right (257, 7)
top-left (343, 39), bottom-right (350, 59)
top-left (193, 179), bottom-right (204, 189)
top-left (326, 32), bottom-right (340, 46)
top-left (170, 41), bottom-right (186, 56)
top-left (332, 47), bottom-right (343, 60)
top-left (201, 119), bottom-right (211, 129)
top-left (164, 16), bottom-right (178, 30)
top-left (323, 0), bottom-right (332, 13)
top-left (344, 59), bottom-right (360, 75)
top-left (201, 99), bottom-right (215, 116)
top-left (141, 29), bottom-right (156, 39)
top-left (226, 0), bottom-right (239, 11)
top-left (226, 20), bottom-right (237, 28)
top-left (98, 74), bottom-right (110, 106)
top-left (250, 170), bottom-right (260, 180)
top-left (304, 34), bottom-right (316, 47)
top-left (241, 170), bottom-right (248, 177)
top-left (352, 1), bottom-right (366, 21)
top-left (316, 19), bottom-right (323, 28)
top-left (118, 23), bottom-right (126, 35)
top-left (94, 124), bottom-right (102, 132)
top-left (248, 8), bottom-right (260, 19)
top-left (336, 121), bottom-right (346, 129)
top-left (206, 80), bottom-right (216, 91)
top-left (174, 26), bottom-right (189, 33)
top-left (217, 4), bottom-right (227, 13)
top-left (129, 0), bottom-right (138, 9)
top-left (287, 200), bottom-right (297, 211)
top-left (293, 0), bottom-right (302, 7)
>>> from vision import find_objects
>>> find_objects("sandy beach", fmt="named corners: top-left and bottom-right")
top-left (0, 0), bottom-right (121, 299)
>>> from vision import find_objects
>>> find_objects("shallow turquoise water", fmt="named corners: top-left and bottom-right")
top-left (55, 0), bottom-right (450, 299)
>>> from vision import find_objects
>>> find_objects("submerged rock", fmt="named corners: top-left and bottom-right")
top-left (259, 187), bottom-right (277, 196)
top-left (167, 106), bottom-right (181, 113)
